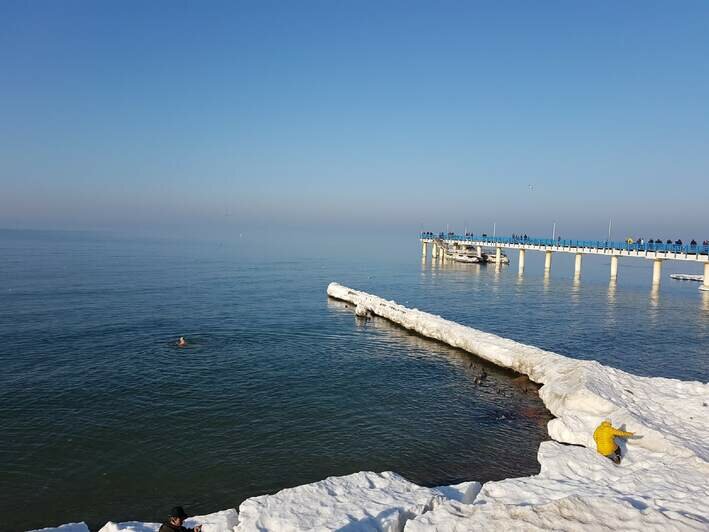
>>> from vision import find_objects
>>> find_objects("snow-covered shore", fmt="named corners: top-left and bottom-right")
top-left (35, 283), bottom-right (709, 531)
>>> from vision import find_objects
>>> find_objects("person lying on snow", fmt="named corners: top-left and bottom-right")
top-left (159, 506), bottom-right (202, 532)
top-left (593, 420), bottom-right (635, 464)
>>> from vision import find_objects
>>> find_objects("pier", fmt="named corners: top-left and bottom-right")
top-left (420, 233), bottom-right (709, 289)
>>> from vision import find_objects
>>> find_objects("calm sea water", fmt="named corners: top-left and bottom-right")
top-left (1, 230), bottom-right (707, 531)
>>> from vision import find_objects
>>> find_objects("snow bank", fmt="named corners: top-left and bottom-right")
top-left (431, 481), bottom-right (481, 505)
top-left (409, 441), bottom-right (709, 531)
top-left (29, 523), bottom-right (90, 532)
top-left (327, 282), bottom-right (709, 531)
top-left (405, 494), bottom-right (706, 531)
top-left (235, 471), bottom-right (448, 531)
top-left (97, 522), bottom-right (159, 532)
top-left (97, 509), bottom-right (238, 532)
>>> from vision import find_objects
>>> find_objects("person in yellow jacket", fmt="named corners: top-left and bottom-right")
top-left (593, 420), bottom-right (635, 464)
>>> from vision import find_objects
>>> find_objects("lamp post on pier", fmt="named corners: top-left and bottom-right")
top-left (607, 218), bottom-right (612, 243)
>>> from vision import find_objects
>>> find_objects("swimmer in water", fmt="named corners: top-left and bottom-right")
top-left (177, 336), bottom-right (187, 347)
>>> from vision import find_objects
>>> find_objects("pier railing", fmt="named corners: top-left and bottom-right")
top-left (420, 233), bottom-right (709, 256)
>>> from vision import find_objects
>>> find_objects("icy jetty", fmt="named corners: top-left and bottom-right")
top-left (327, 282), bottom-right (709, 530)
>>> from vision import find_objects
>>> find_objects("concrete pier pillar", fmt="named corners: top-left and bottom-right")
top-left (704, 263), bottom-right (709, 289)
top-left (544, 250), bottom-right (553, 270)
top-left (518, 249), bottom-right (526, 274)
top-left (610, 255), bottom-right (619, 280)
top-left (421, 241), bottom-right (428, 258)
top-left (652, 259), bottom-right (663, 286)
top-left (574, 253), bottom-right (583, 276)
top-left (476, 246), bottom-right (482, 259)
top-left (495, 247), bottom-right (502, 264)
top-left (431, 244), bottom-right (438, 259)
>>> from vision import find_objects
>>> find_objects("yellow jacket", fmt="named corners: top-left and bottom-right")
top-left (593, 421), bottom-right (634, 456)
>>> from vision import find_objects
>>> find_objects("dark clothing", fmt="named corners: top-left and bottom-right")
top-left (609, 446), bottom-right (622, 464)
top-left (159, 522), bottom-right (196, 532)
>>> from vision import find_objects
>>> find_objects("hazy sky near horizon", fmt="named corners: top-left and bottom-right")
top-left (1, 1), bottom-right (708, 239)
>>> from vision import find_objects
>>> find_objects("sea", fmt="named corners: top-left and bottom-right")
top-left (1, 229), bottom-right (707, 531)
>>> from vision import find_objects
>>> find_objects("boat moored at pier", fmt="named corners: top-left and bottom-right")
top-left (482, 249), bottom-right (510, 264)
top-left (443, 243), bottom-right (482, 263)
top-left (421, 232), bottom-right (709, 288)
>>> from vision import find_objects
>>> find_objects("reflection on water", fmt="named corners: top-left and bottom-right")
top-left (649, 285), bottom-right (661, 308)
top-left (603, 280), bottom-right (617, 328)
top-left (570, 275), bottom-right (581, 306)
top-left (607, 279), bottom-right (617, 305)
top-left (490, 265), bottom-right (501, 294)
top-left (647, 285), bottom-right (662, 328)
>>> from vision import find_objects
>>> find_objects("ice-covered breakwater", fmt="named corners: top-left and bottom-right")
top-left (326, 282), bottom-right (709, 530)
top-left (37, 283), bottom-right (709, 531)
top-left (327, 283), bottom-right (708, 461)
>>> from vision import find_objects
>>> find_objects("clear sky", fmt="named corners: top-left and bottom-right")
top-left (1, 1), bottom-right (708, 240)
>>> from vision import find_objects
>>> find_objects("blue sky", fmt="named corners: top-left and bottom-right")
top-left (1, 1), bottom-right (708, 240)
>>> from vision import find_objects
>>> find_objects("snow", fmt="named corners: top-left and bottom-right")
top-left (29, 523), bottom-right (90, 532)
top-left (405, 494), bottom-right (706, 531)
top-left (97, 522), bottom-right (158, 532)
top-left (97, 509), bottom-right (238, 532)
top-left (355, 303), bottom-right (369, 317)
top-left (235, 471), bottom-right (446, 531)
top-left (431, 481), bottom-right (481, 504)
top-left (409, 441), bottom-right (709, 531)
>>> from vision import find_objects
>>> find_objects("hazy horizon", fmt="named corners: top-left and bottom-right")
top-left (2, 2), bottom-right (708, 239)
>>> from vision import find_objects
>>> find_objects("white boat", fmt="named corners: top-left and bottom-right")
top-left (446, 253), bottom-right (481, 263)
top-left (444, 244), bottom-right (481, 263)
top-left (482, 250), bottom-right (510, 264)
top-left (669, 274), bottom-right (704, 282)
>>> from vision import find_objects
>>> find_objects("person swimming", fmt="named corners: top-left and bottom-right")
top-left (177, 336), bottom-right (187, 347)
